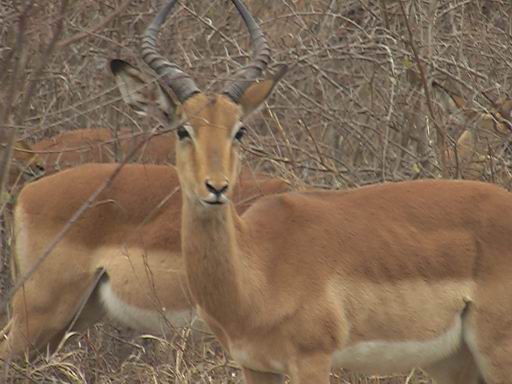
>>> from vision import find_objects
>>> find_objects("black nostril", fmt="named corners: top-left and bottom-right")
top-left (205, 180), bottom-right (228, 195)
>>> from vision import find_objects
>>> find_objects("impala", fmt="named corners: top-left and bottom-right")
top-left (0, 163), bottom-right (288, 358)
top-left (9, 127), bottom-right (175, 188)
top-left (433, 81), bottom-right (512, 181)
top-left (107, 0), bottom-right (512, 383)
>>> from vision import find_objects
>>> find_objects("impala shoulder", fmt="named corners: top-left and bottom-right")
top-left (16, 164), bottom-right (113, 214)
top-left (379, 179), bottom-right (507, 198)
top-left (242, 191), bottom-right (315, 221)
top-left (447, 179), bottom-right (510, 199)
top-left (18, 163), bottom-right (180, 223)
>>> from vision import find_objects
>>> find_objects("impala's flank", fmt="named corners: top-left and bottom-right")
top-left (114, 0), bottom-right (511, 383)
top-left (1, 41), bottom-right (290, 358)
top-left (0, 163), bottom-right (288, 359)
top-left (10, 128), bottom-right (176, 188)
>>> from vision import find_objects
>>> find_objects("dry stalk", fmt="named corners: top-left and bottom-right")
top-left (398, 0), bottom-right (448, 177)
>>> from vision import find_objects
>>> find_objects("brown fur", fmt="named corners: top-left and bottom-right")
top-left (107, 48), bottom-right (498, 382)
top-left (10, 128), bottom-right (176, 188)
top-left (1, 163), bottom-right (289, 358)
top-left (175, 89), bottom-right (510, 383)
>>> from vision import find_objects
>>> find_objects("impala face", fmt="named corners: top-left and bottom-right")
top-left (176, 94), bottom-right (245, 206)
top-left (496, 100), bottom-right (512, 131)
top-left (110, 0), bottom-right (286, 204)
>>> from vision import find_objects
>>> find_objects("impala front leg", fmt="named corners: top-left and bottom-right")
top-left (242, 367), bottom-right (284, 384)
top-left (288, 354), bottom-right (331, 384)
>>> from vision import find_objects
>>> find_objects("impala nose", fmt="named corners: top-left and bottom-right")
top-left (205, 179), bottom-right (229, 197)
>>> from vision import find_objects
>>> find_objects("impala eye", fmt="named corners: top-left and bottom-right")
top-left (176, 125), bottom-right (191, 141)
top-left (234, 126), bottom-right (247, 142)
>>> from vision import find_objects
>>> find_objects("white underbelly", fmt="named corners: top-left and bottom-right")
top-left (98, 281), bottom-right (195, 334)
top-left (332, 315), bottom-right (463, 374)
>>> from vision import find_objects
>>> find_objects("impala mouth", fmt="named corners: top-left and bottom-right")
top-left (201, 193), bottom-right (229, 206)
top-left (205, 200), bottom-right (225, 205)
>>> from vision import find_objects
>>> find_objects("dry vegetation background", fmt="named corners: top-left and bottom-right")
top-left (0, 0), bottom-right (511, 382)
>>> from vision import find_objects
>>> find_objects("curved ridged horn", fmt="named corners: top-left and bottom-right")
top-left (142, 0), bottom-right (199, 103)
top-left (223, 0), bottom-right (271, 104)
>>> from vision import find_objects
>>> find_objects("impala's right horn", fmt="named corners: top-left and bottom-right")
top-left (223, 0), bottom-right (271, 104)
top-left (142, 0), bottom-right (200, 103)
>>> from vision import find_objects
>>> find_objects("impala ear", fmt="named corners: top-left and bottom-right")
top-left (432, 80), bottom-right (466, 114)
top-left (15, 139), bottom-right (33, 152)
top-left (110, 59), bottom-right (178, 121)
top-left (497, 99), bottom-right (512, 121)
top-left (13, 139), bottom-right (45, 175)
top-left (239, 65), bottom-right (288, 117)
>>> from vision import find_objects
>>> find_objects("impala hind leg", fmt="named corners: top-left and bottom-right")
top-left (466, 331), bottom-right (512, 384)
top-left (45, 274), bottom-right (107, 353)
top-left (463, 297), bottom-right (512, 384)
top-left (424, 343), bottom-right (482, 384)
top-left (242, 367), bottom-right (284, 384)
top-left (0, 271), bottom-right (103, 360)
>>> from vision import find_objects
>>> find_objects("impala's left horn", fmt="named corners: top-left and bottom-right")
top-left (223, 0), bottom-right (271, 104)
top-left (141, 0), bottom-right (200, 103)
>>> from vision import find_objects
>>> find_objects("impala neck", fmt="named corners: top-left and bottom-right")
top-left (181, 197), bottom-right (252, 326)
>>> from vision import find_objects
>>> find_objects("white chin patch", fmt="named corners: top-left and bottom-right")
top-left (202, 193), bottom-right (228, 205)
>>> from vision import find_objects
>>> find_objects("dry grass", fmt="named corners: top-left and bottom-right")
top-left (1, 324), bottom-right (425, 383)
top-left (1, 0), bottom-right (511, 382)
